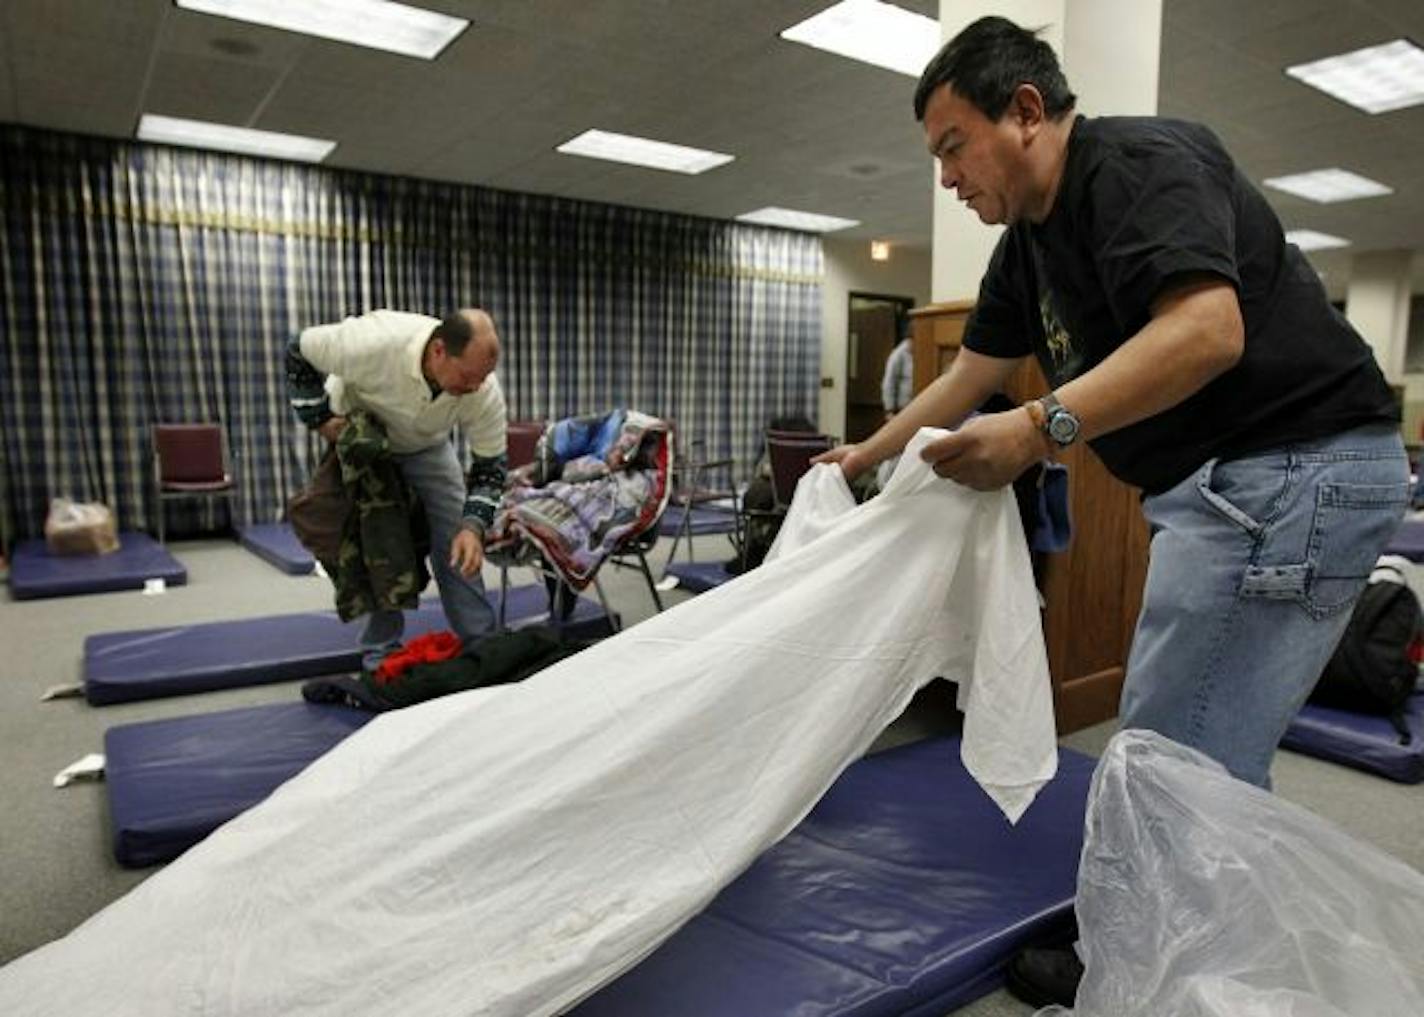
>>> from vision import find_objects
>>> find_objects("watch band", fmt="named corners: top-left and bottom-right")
top-left (1039, 391), bottom-right (1081, 448)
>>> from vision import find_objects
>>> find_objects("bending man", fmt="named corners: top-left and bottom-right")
top-left (288, 308), bottom-right (507, 669)
top-left (818, 18), bottom-right (1407, 1006)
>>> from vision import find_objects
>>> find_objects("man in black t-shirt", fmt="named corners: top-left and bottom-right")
top-left (817, 16), bottom-right (1409, 1008)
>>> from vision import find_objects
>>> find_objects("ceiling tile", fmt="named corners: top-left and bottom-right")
top-left (2, 0), bottom-right (1423, 258)
top-left (143, 52), bottom-right (286, 129)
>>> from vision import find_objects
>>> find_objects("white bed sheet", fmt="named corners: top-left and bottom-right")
top-left (0, 428), bottom-right (1057, 1017)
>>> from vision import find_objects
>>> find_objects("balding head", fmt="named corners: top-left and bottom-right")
top-left (427, 307), bottom-right (500, 396)
top-left (436, 308), bottom-right (497, 357)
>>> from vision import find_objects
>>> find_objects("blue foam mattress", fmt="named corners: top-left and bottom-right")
top-left (664, 560), bottom-right (735, 594)
top-left (105, 716), bottom-right (1091, 1017)
top-left (238, 522), bottom-right (315, 575)
top-left (1384, 517), bottom-right (1424, 562)
top-left (659, 504), bottom-right (739, 537)
top-left (105, 702), bottom-right (374, 867)
top-left (83, 585), bottom-right (615, 705)
top-left (574, 738), bottom-right (1094, 1017)
top-left (1280, 691), bottom-right (1424, 783)
top-left (9, 533), bottom-right (186, 600)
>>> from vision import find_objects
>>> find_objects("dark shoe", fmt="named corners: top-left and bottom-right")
top-left (1004, 944), bottom-right (1084, 1008)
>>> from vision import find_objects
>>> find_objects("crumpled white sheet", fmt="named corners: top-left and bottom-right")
top-left (1041, 730), bottom-right (1424, 1017)
top-left (0, 428), bottom-right (1056, 1017)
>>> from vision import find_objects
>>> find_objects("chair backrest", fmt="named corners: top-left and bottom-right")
top-left (506, 419), bottom-right (545, 470)
top-left (623, 422), bottom-right (675, 545)
top-left (154, 423), bottom-right (227, 483)
top-left (765, 433), bottom-right (833, 509)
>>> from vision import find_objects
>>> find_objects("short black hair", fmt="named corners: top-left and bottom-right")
top-left (913, 16), bottom-right (1076, 123)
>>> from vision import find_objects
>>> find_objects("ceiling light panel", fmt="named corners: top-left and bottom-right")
top-left (1263, 168), bottom-right (1392, 204)
top-left (781, 0), bottom-right (941, 78)
top-left (138, 114), bottom-right (337, 162)
top-left (1285, 39), bottom-right (1424, 114)
top-left (1284, 229), bottom-right (1350, 251)
top-left (556, 130), bottom-right (734, 175)
top-left (176, 0), bottom-right (469, 60)
top-left (736, 207), bottom-right (860, 232)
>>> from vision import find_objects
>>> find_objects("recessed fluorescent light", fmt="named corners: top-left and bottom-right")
top-left (781, 0), bottom-right (941, 78)
top-left (555, 129), bottom-right (734, 174)
top-left (175, 0), bottom-right (468, 60)
top-left (137, 114), bottom-right (336, 162)
top-left (1264, 168), bottom-right (1392, 204)
top-left (737, 207), bottom-right (860, 232)
top-left (1285, 229), bottom-right (1351, 252)
top-left (1286, 39), bottom-right (1424, 114)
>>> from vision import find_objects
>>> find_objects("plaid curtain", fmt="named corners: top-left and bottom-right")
top-left (0, 125), bottom-right (822, 542)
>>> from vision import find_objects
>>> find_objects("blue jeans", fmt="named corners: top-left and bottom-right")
top-left (361, 441), bottom-right (495, 667)
top-left (1121, 423), bottom-right (1408, 787)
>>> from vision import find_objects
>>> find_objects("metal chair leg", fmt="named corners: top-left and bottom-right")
top-left (497, 562), bottom-right (510, 632)
top-left (659, 502), bottom-right (691, 575)
top-left (589, 575), bottom-right (621, 632)
top-left (550, 577), bottom-right (568, 635)
top-left (681, 504), bottom-right (697, 564)
top-left (635, 549), bottom-right (664, 613)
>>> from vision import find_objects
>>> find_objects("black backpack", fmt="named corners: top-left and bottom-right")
top-left (1311, 564), bottom-right (1423, 744)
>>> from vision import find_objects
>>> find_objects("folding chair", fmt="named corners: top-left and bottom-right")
top-left (506, 419), bottom-right (545, 472)
top-left (736, 431), bottom-right (833, 571)
top-left (152, 423), bottom-right (237, 545)
top-left (498, 511), bottom-right (667, 634)
top-left (660, 434), bottom-right (741, 570)
top-left (491, 412), bottom-right (671, 630)
top-left (766, 432), bottom-right (835, 509)
top-left (604, 522), bottom-right (666, 615)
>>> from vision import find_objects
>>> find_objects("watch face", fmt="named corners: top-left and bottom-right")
top-left (1047, 412), bottom-right (1079, 444)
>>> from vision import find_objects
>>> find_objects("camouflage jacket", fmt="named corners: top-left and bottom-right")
top-left (288, 412), bottom-right (430, 620)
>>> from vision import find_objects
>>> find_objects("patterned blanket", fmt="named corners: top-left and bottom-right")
top-left (487, 409), bottom-right (672, 588)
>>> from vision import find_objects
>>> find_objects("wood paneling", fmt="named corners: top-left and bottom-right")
top-left (909, 301), bottom-right (1149, 734)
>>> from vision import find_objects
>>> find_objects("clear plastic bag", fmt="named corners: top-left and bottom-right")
top-left (44, 496), bottom-right (119, 555)
top-left (1042, 729), bottom-right (1424, 1017)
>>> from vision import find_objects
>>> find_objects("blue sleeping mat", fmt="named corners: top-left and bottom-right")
top-left (238, 523), bottom-right (314, 575)
top-left (105, 702), bottom-right (374, 867)
top-left (1280, 691), bottom-right (1424, 783)
top-left (664, 560), bottom-right (735, 594)
top-left (83, 585), bottom-right (615, 705)
top-left (9, 533), bottom-right (186, 600)
top-left (659, 504), bottom-right (739, 537)
top-left (1384, 517), bottom-right (1424, 562)
top-left (105, 716), bottom-right (1091, 1017)
top-left (575, 739), bottom-right (1094, 1017)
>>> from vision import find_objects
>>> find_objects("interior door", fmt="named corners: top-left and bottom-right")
top-left (846, 295), bottom-right (911, 443)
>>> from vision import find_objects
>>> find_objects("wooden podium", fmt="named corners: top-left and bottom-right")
top-left (910, 300), bottom-right (1150, 733)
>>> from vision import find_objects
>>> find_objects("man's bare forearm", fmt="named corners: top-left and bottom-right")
top-left (859, 347), bottom-right (1021, 463)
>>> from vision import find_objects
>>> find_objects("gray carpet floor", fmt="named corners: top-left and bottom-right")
top-left (1, 532), bottom-right (1420, 1017)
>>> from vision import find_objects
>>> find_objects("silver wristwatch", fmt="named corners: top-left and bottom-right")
top-left (1038, 392), bottom-right (1081, 449)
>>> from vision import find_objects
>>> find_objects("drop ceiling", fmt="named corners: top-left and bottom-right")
top-left (2, 0), bottom-right (1422, 293)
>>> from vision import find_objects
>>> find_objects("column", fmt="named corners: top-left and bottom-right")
top-left (1345, 249), bottom-right (1413, 383)
top-left (930, 0), bottom-right (1162, 301)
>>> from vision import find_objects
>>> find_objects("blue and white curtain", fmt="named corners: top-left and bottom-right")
top-left (0, 126), bottom-right (822, 541)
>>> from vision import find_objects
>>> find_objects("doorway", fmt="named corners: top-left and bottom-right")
top-left (845, 292), bottom-right (915, 443)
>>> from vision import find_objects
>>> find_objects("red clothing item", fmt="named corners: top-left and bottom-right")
top-left (372, 631), bottom-right (463, 685)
